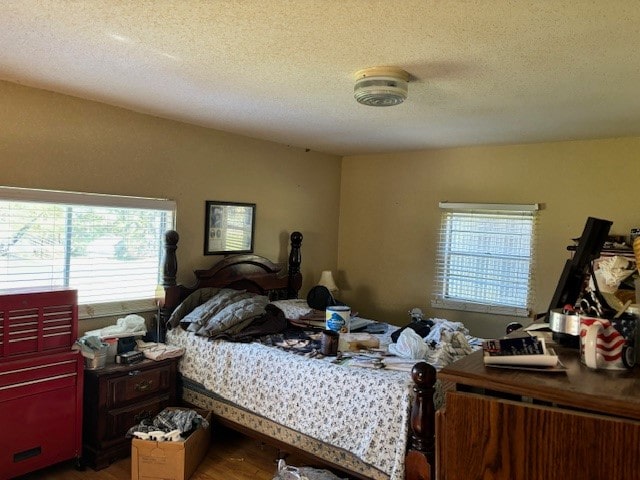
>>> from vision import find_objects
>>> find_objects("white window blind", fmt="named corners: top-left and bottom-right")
top-left (432, 202), bottom-right (539, 317)
top-left (0, 186), bottom-right (175, 319)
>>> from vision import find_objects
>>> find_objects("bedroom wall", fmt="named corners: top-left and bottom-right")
top-left (0, 80), bottom-right (342, 333)
top-left (338, 138), bottom-right (640, 338)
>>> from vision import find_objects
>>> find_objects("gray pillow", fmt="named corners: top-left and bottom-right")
top-left (166, 287), bottom-right (220, 329)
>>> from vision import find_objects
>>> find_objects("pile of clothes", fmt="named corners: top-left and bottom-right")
top-left (126, 408), bottom-right (209, 442)
top-left (388, 315), bottom-right (480, 369)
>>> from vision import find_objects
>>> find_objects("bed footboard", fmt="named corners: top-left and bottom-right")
top-left (406, 361), bottom-right (437, 480)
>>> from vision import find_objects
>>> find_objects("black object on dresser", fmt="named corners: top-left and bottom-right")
top-left (82, 356), bottom-right (178, 470)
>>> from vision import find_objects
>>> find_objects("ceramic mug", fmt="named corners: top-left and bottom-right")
top-left (320, 329), bottom-right (339, 356)
top-left (579, 316), bottom-right (636, 370)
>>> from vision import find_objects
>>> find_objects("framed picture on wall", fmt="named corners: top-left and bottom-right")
top-left (204, 201), bottom-right (256, 255)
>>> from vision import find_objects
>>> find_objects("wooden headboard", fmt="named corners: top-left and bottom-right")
top-left (160, 230), bottom-right (303, 326)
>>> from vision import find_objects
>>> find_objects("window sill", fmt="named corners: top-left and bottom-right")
top-left (431, 299), bottom-right (530, 318)
top-left (78, 298), bottom-right (157, 320)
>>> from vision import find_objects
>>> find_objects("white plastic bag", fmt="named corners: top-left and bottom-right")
top-left (273, 459), bottom-right (346, 480)
top-left (388, 327), bottom-right (429, 359)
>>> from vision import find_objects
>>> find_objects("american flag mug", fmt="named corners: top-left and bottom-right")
top-left (579, 316), bottom-right (636, 370)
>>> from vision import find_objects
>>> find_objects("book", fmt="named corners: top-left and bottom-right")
top-left (482, 335), bottom-right (544, 356)
top-left (482, 337), bottom-right (563, 370)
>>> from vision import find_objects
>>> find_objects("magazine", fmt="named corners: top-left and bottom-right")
top-left (482, 335), bottom-right (566, 371)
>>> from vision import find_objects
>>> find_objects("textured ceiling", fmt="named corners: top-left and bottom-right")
top-left (2, 1), bottom-right (640, 156)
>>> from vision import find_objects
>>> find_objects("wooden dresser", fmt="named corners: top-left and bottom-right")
top-left (437, 344), bottom-right (640, 480)
top-left (82, 356), bottom-right (178, 470)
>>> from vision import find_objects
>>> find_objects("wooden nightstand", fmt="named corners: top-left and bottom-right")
top-left (82, 356), bottom-right (178, 470)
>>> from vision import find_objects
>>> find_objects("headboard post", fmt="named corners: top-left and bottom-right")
top-left (287, 231), bottom-right (303, 298)
top-left (162, 230), bottom-right (180, 287)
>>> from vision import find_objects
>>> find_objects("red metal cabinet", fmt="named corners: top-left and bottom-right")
top-left (0, 288), bottom-right (83, 479)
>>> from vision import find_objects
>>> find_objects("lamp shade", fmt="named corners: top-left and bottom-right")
top-left (318, 270), bottom-right (338, 293)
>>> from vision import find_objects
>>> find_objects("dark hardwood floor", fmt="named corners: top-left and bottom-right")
top-left (12, 425), bottom-right (333, 480)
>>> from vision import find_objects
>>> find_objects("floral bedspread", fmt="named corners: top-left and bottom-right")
top-left (166, 327), bottom-right (416, 480)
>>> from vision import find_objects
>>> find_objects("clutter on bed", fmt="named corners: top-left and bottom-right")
top-left (168, 286), bottom-right (480, 371)
top-left (159, 230), bottom-right (440, 480)
top-left (390, 307), bottom-right (433, 342)
top-left (338, 332), bottom-right (380, 352)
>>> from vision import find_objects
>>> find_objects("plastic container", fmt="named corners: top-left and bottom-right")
top-left (103, 338), bottom-right (118, 364)
top-left (84, 347), bottom-right (108, 370)
top-left (325, 305), bottom-right (351, 333)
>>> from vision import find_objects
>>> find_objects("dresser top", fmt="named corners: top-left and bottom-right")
top-left (439, 346), bottom-right (640, 421)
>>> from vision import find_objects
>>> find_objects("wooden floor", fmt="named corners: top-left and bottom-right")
top-left (13, 425), bottom-right (339, 480)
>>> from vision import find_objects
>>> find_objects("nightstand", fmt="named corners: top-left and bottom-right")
top-left (82, 356), bottom-right (178, 470)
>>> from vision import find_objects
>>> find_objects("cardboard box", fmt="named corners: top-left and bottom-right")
top-left (338, 332), bottom-right (380, 352)
top-left (131, 408), bottom-right (212, 480)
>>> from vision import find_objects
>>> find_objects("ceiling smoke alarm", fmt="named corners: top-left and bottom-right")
top-left (353, 67), bottom-right (410, 107)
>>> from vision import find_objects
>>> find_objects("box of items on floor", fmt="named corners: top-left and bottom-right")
top-left (130, 407), bottom-right (211, 480)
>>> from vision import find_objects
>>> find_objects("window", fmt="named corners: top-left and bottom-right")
top-left (432, 202), bottom-right (539, 317)
top-left (0, 186), bottom-right (175, 319)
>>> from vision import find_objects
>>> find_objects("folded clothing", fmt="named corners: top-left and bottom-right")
top-left (135, 339), bottom-right (185, 360)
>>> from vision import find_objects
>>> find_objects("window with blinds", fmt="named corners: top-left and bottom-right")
top-left (0, 186), bottom-right (175, 319)
top-left (432, 202), bottom-right (539, 317)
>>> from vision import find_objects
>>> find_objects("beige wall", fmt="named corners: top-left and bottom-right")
top-left (0, 81), bottom-right (342, 333)
top-left (339, 139), bottom-right (640, 338)
top-left (3, 80), bottom-right (639, 339)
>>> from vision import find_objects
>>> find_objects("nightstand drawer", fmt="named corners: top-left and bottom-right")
top-left (108, 365), bottom-right (171, 406)
top-left (106, 394), bottom-right (171, 441)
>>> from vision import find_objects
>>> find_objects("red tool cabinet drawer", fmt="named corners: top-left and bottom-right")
top-left (0, 351), bottom-right (83, 479)
top-left (0, 288), bottom-right (78, 361)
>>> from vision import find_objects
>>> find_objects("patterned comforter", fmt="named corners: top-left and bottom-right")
top-left (166, 327), bottom-right (417, 480)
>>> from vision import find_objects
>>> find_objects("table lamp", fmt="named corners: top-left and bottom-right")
top-left (318, 270), bottom-right (338, 294)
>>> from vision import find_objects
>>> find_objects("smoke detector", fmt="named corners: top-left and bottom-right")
top-left (353, 67), bottom-right (410, 107)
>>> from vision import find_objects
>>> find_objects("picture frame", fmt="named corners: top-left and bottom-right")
top-left (204, 201), bottom-right (256, 255)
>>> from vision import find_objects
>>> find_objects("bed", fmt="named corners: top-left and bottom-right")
top-left (160, 230), bottom-right (440, 480)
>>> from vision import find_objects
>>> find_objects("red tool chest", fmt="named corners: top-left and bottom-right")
top-left (0, 288), bottom-right (83, 479)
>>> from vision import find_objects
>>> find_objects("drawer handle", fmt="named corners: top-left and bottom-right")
top-left (135, 379), bottom-right (153, 392)
top-left (128, 370), bottom-right (141, 376)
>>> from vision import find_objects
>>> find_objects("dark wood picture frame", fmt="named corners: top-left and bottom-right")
top-left (204, 201), bottom-right (256, 255)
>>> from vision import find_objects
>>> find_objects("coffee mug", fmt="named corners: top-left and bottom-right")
top-left (579, 316), bottom-right (636, 370)
top-left (320, 329), bottom-right (339, 356)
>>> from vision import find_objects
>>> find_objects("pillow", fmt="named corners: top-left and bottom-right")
top-left (270, 299), bottom-right (313, 320)
top-left (166, 287), bottom-right (220, 329)
top-left (197, 294), bottom-right (269, 337)
top-left (181, 289), bottom-right (251, 330)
